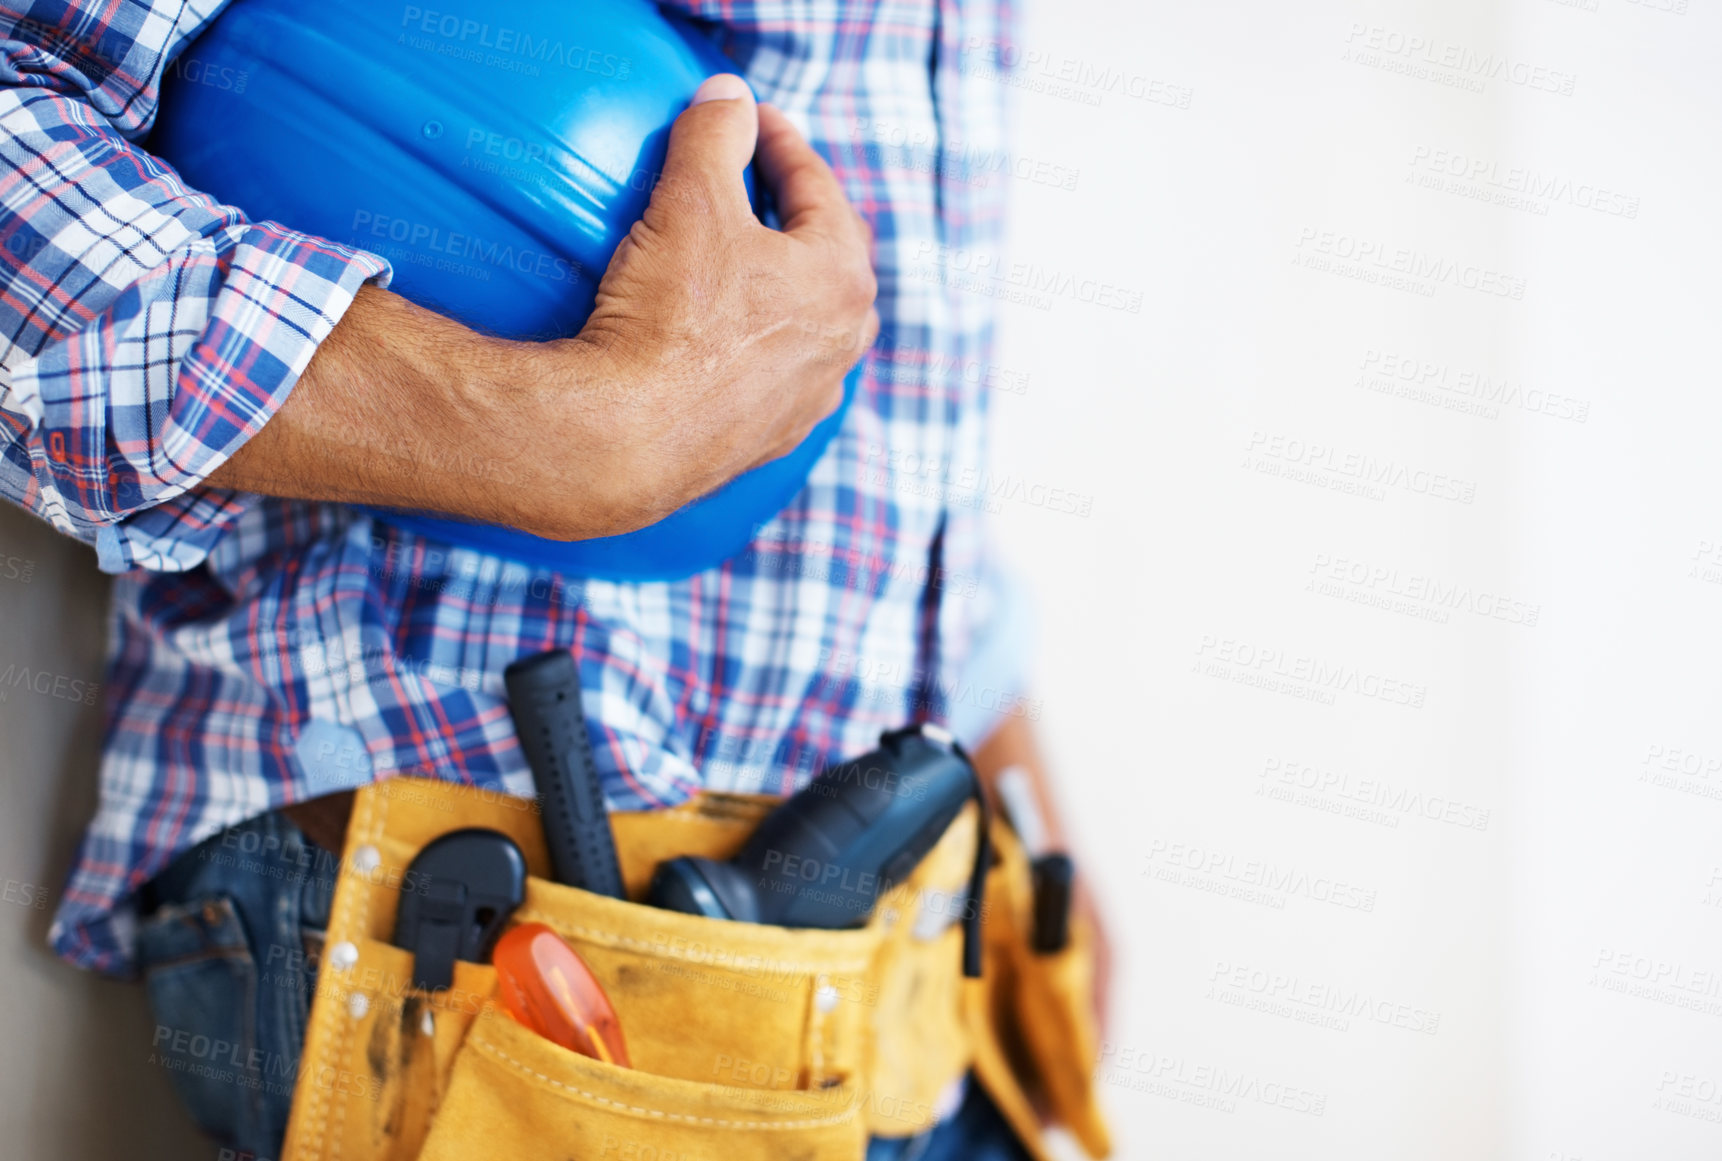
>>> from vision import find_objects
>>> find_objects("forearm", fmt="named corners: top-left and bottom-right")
top-left (203, 285), bottom-right (533, 527)
top-left (970, 713), bottom-right (1070, 848)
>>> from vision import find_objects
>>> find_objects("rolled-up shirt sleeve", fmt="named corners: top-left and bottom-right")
top-left (0, 8), bottom-right (391, 572)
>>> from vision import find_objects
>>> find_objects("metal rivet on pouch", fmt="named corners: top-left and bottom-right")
top-left (348, 992), bottom-right (370, 1020)
top-left (328, 940), bottom-right (359, 972)
top-left (351, 844), bottom-right (381, 874)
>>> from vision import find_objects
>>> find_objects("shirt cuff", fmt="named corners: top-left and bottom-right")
top-left (946, 558), bottom-right (1039, 749)
top-left (97, 226), bottom-right (391, 572)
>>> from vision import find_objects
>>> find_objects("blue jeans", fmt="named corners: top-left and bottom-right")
top-left (138, 811), bottom-right (1030, 1161)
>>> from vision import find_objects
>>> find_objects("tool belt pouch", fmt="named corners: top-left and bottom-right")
top-left (281, 777), bottom-right (1111, 1161)
top-left (967, 821), bottom-right (1115, 1160)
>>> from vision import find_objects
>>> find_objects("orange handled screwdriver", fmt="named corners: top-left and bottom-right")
top-left (493, 923), bottom-right (630, 1067)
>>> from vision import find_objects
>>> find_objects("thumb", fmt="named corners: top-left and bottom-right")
top-left (655, 74), bottom-right (759, 221)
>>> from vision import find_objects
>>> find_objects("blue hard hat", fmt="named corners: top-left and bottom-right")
top-left (152, 0), bottom-right (859, 580)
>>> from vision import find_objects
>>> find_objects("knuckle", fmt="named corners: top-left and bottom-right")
top-left (831, 255), bottom-right (876, 312)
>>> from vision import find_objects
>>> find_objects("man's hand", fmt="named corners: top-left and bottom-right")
top-left (207, 74), bottom-right (877, 540)
top-left (560, 75), bottom-right (879, 534)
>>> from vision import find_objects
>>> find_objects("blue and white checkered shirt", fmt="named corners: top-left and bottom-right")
top-left (0, 0), bottom-right (1031, 975)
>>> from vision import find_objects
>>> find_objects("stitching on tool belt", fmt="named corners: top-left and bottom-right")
top-left (513, 907), bottom-right (873, 974)
top-left (316, 788), bottom-right (389, 1159)
top-left (467, 1036), bottom-right (860, 1129)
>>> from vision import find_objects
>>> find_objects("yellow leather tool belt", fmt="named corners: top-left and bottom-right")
top-left (280, 777), bottom-right (1112, 1161)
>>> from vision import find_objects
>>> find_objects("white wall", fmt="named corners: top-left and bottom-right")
top-left (987, 0), bottom-right (1721, 1158)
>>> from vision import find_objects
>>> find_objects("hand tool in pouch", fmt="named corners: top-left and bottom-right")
top-left (504, 649), bottom-right (625, 897)
top-left (392, 828), bottom-right (528, 991)
top-left (494, 922), bottom-right (631, 1066)
top-left (387, 828), bottom-right (527, 1152)
top-left (998, 764), bottom-right (1077, 954)
top-left (649, 724), bottom-right (993, 977)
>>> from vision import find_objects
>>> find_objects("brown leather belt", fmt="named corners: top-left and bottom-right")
top-left (281, 790), bottom-right (355, 855)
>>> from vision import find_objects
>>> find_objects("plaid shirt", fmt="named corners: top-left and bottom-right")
top-left (0, 0), bottom-right (1027, 975)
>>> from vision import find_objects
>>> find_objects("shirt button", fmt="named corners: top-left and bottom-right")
top-left (348, 991), bottom-right (370, 1020)
top-left (351, 844), bottom-right (381, 874)
top-left (328, 941), bottom-right (359, 972)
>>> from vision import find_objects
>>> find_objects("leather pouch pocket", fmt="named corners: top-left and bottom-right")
top-left (963, 820), bottom-right (1113, 1161)
top-left (1007, 918), bottom-right (1112, 1159)
top-left (288, 935), bottom-right (493, 1161)
top-left (510, 874), bottom-right (882, 1091)
top-left (372, 876), bottom-right (880, 1160)
top-left (419, 1006), bottom-right (865, 1160)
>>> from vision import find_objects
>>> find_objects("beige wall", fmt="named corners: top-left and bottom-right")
top-left (0, 504), bottom-right (205, 1157)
